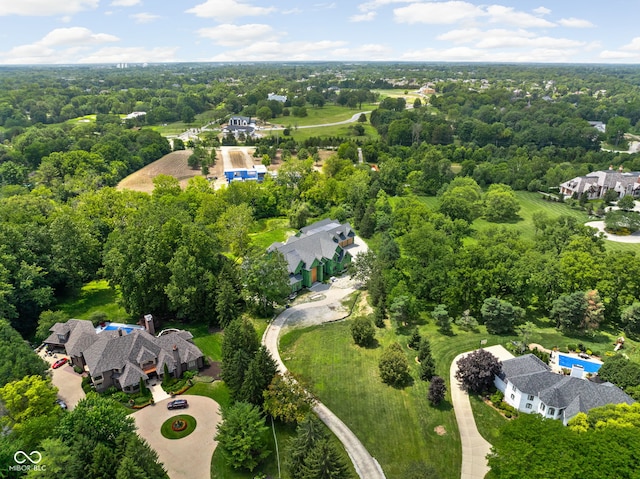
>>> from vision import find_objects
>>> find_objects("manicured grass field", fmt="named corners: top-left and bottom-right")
top-left (270, 122), bottom-right (379, 143)
top-left (57, 280), bottom-right (132, 322)
top-left (410, 191), bottom-right (640, 253)
top-left (272, 104), bottom-right (377, 128)
top-left (372, 88), bottom-right (423, 99)
top-left (468, 394), bottom-right (507, 443)
top-left (249, 217), bottom-right (295, 250)
top-left (161, 414), bottom-right (197, 439)
top-left (281, 320), bottom-right (465, 479)
top-left (280, 310), bottom-right (640, 479)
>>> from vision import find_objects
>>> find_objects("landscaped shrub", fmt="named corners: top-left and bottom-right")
top-left (490, 391), bottom-right (504, 406)
top-left (530, 347), bottom-right (550, 364)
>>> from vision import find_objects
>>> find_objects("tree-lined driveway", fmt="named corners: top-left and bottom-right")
top-left (262, 237), bottom-right (386, 479)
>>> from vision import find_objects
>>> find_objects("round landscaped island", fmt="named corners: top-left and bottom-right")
top-left (161, 415), bottom-right (197, 439)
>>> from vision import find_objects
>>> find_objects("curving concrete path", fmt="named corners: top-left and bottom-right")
top-left (262, 278), bottom-right (386, 479)
top-left (450, 345), bottom-right (513, 479)
top-left (134, 395), bottom-right (221, 479)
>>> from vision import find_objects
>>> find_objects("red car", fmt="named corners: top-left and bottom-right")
top-left (52, 358), bottom-right (68, 369)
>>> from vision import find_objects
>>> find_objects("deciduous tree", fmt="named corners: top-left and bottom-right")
top-left (455, 349), bottom-right (501, 394)
top-left (379, 342), bottom-right (410, 387)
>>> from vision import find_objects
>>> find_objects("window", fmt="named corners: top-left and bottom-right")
top-left (511, 384), bottom-right (516, 391)
top-left (548, 408), bottom-right (555, 416)
top-left (526, 404), bottom-right (532, 409)
top-left (188, 360), bottom-right (196, 369)
top-left (94, 375), bottom-right (103, 381)
top-left (510, 394), bottom-right (515, 400)
top-left (541, 404), bottom-right (546, 411)
top-left (528, 395), bottom-right (534, 401)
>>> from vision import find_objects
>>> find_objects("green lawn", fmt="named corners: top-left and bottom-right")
top-left (410, 191), bottom-right (640, 253)
top-left (468, 394), bottom-right (507, 443)
top-left (249, 217), bottom-right (295, 250)
top-left (273, 104), bottom-right (377, 128)
top-left (281, 320), bottom-right (464, 479)
top-left (372, 89), bottom-right (422, 99)
top-left (56, 280), bottom-right (132, 322)
top-left (161, 414), bottom-right (197, 439)
top-left (270, 122), bottom-right (379, 143)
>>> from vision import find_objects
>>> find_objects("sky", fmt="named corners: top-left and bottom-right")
top-left (1, 0), bottom-right (639, 65)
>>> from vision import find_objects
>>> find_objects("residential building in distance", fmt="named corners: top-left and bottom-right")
top-left (223, 115), bottom-right (256, 138)
top-left (267, 93), bottom-right (287, 103)
top-left (495, 354), bottom-right (634, 425)
top-left (559, 167), bottom-right (640, 199)
top-left (223, 164), bottom-right (268, 184)
top-left (268, 219), bottom-right (355, 292)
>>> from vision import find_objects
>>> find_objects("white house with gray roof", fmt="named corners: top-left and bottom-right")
top-left (495, 354), bottom-right (634, 425)
top-left (559, 168), bottom-right (640, 200)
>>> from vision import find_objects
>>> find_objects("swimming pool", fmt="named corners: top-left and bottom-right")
top-left (97, 322), bottom-right (144, 335)
top-left (557, 353), bottom-right (603, 373)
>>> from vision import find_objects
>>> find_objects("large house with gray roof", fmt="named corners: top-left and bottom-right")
top-left (495, 354), bottom-right (634, 425)
top-left (559, 168), bottom-right (640, 200)
top-left (268, 219), bottom-right (355, 292)
top-left (44, 319), bottom-right (204, 393)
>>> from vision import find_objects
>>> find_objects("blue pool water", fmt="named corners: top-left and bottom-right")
top-left (557, 353), bottom-right (602, 373)
top-left (99, 323), bottom-right (143, 335)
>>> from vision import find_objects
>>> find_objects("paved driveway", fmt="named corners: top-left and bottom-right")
top-left (450, 345), bottom-right (513, 479)
top-left (134, 395), bottom-right (221, 479)
top-left (39, 351), bottom-right (85, 410)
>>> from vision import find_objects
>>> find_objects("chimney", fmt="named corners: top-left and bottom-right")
top-left (609, 165), bottom-right (613, 170)
top-left (144, 314), bottom-right (155, 336)
top-left (172, 345), bottom-right (182, 378)
top-left (619, 165), bottom-right (624, 172)
top-left (118, 328), bottom-right (123, 337)
top-left (570, 364), bottom-right (584, 379)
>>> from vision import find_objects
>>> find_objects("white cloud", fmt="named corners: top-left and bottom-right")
top-left (600, 50), bottom-right (638, 60)
top-left (186, 0), bottom-right (275, 22)
top-left (533, 6), bottom-right (551, 15)
top-left (130, 12), bottom-right (159, 24)
top-left (0, 27), bottom-right (120, 64)
top-left (196, 24), bottom-right (280, 47)
top-left (282, 8), bottom-right (302, 14)
top-left (40, 27), bottom-right (119, 46)
top-left (110, 0), bottom-right (141, 5)
top-left (350, 11), bottom-right (376, 22)
top-left (0, 0), bottom-right (98, 16)
top-left (438, 28), bottom-right (583, 50)
top-left (358, 0), bottom-right (413, 12)
top-left (78, 46), bottom-right (179, 63)
top-left (60, 16), bottom-right (73, 23)
top-left (558, 17), bottom-right (594, 28)
top-left (486, 5), bottom-right (555, 28)
top-left (620, 37), bottom-right (640, 51)
top-left (401, 44), bottom-right (582, 63)
top-left (209, 40), bottom-right (347, 61)
top-left (394, 1), bottom-right (484, 25)
top-left (313, 2), bottom-right (336, 9)
top-left (331, 43), bottom-right (392, 60)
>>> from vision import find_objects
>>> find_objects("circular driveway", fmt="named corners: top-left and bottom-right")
top-left (586, 221), bottom-right (640, 243)
top-left (134, 395), bottom-right (221, 479)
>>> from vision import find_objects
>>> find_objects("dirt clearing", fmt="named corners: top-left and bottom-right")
top-left (117, 150), bottom-right (224, 193)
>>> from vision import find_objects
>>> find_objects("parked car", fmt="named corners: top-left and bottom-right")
top-left (52, 358), bottom-right (68, 369)
top-left (56, 399), bottom-right (67, 410)
top-left (167, 399), bottom-right (188, 410)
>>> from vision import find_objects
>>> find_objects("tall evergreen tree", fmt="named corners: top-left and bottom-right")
top-left (418, 337), bottom-right (436, 381)
top-left (239, 346), bottom-right (278, 405)
top-left (299, 439), bottom-right (352, 479)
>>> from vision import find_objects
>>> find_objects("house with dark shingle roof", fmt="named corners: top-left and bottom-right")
top-left (559, 167), bottom-right (640, 199)
top-left (44, 319), bottom-right (204, 393)
top-left (268, 219), bottom-right (355, 292)
top-left (495, 354), bottom-right (634, 425)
